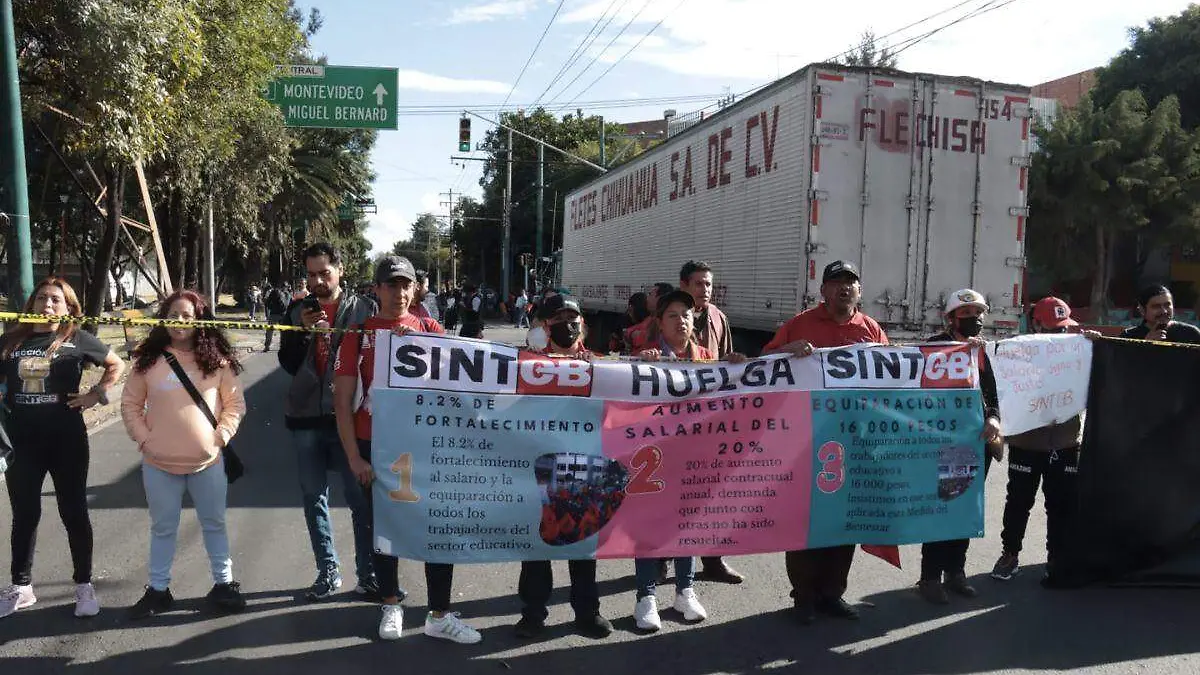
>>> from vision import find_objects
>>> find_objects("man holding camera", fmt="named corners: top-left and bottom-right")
top-left (278, 243), bottom-right (383, 602)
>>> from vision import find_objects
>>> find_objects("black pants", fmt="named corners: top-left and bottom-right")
top-left (1000, 446), bottom-right (1079, 561)
top-left (785, 545), bottom-right (855, 606)
top-left (7, 412), bottom-right (93, 585)
top-left (518, 559), bottom-right (599, 622)
top-left (920, 452), bottom-right (994, 581)
top-left (357, 440), bottom-right (452, 610)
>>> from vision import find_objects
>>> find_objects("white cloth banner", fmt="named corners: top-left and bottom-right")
top-left (990, 334), bottom-right (1092, 437)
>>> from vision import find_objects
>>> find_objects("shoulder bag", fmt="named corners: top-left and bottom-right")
top-left (162, 352), bottom-right (244, 484)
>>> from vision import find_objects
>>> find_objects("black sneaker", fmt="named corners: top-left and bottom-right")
top-left (697, 561), bottom-right (745, 584)
top-left (816, 596), bottom-right (860, 620)
top-left (207, 582), bottom-right (247, 613)
top-left (514, 616), bottom-right (545, 639)
top-left (128, 586), bottom-right (173, 620)
top-left (991, 552), bottom-right (1019, 581)
top-left (305, 568), bottom-right (343, 602)
top-left (574, 613), bottom-right (613, 639)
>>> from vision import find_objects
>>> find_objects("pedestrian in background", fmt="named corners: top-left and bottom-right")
top-left (263, 282), bottom-right (291, 352)
top-left (122, 290), bottom-right (247, 620)
top-left (0, 277), bottom-right (124, 620)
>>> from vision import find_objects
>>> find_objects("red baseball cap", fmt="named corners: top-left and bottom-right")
top-left (1032, 297), bottom-right (1077, 328)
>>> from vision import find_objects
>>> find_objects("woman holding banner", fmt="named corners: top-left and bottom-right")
top-left (916, 289), bottom-right (1003, 605)
top-left (334, 256), bottom-right (482, 645)
top-left (515, 293), bottom-right (613, 639)
top-left (630, 289), bottom-right (732, 631)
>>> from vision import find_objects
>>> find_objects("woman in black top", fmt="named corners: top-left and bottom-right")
top-left (0, 278), bottom-right (124, 620)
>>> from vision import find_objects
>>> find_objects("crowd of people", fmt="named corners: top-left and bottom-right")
top-left (2, 239), bottom-right (1195, 646)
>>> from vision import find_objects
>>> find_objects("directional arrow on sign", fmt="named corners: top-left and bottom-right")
top-left (373, 83), bottom-right (388, 106)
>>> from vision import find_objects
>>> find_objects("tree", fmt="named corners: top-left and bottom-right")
top-left (1027, 90), bottom-right (1200, 310)
top-left (392, 213), bottom-right (449, 276)
top-left (453, 109), bottom-right (618, 290)
top-left (841, 29), bottom-right (897, 69)
top-left (1094, 6), bottom-right (1200, 130)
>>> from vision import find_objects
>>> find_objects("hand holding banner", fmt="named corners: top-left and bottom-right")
top-left (991, 334), bottom-right (1091, 437)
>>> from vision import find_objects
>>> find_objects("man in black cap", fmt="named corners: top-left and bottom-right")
top-left (762, 260), bottom-right (889, 624)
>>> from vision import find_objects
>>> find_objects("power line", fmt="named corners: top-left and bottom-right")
top-left (818, 0), bottom-right (989, 65)
top-left (497, 0), bottom-right (567, 114)
top-left (562, 0), bottom-right (690, 109)
top-left (394, 93), bottom-right (725, 117)
top-left (529, 0), bottom-right (626, 109)
top-left (887, 0), bottom-right (1021, 60)
top-left (542, 0), bottom-right (654, 109)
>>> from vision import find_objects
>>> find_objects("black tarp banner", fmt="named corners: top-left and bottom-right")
top-left (1058, 338), bottom-right (1200, 586)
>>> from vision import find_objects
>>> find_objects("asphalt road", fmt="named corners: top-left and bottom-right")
top-left (2, 323), bottom-right (1198, 674)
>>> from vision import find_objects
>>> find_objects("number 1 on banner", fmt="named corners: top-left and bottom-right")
top-left (816, 441), bottom-right (845, 494)
top-left (389, 453), bottom-right (421, 503)
top-left (626, 445), bottom-right (666, 495)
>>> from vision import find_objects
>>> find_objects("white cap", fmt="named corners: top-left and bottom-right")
top-left (945, 288), bottom-right (989, 315)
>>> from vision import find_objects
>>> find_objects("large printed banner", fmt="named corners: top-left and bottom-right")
top-left (990, 334), bottom-right (1092, 437)
top-left (370, 333), bottom-right (986, 564)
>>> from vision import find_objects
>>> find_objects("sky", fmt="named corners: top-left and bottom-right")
top-left (305, 0), bottom-right (1196, 255)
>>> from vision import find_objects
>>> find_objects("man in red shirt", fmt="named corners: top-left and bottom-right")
top-left (333, 255), bottom-right (482, 645)
top-left (679, 261), bottom-right (741, 584)
top-left (763, 260), bottom-right (888, 625)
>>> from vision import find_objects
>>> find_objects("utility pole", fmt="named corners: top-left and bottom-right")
top-left (598, 115), bottom-right (606, 168)
top-left (203, 193), bottom-right (216, 301)
top-left (1, 0), bottom-right (32, 309)
top-left (438, 189), bottom-right (458, 290)
top-left (502, 127), bottom-right (513, 300)
top-left (536, 142), bottom-right (544, 261)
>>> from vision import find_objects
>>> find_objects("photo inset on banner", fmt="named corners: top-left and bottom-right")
top-left (535, 453), bottom-right (628, 546)
top-left (937, 445), bottom-right (981, 502)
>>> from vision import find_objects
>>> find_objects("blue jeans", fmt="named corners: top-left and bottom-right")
top-left (293, 427), bottom-right (374, 582)
top-left (142, 459), bottom-right (232, 591)
top-left (634, 557), bottom-right (695, 599)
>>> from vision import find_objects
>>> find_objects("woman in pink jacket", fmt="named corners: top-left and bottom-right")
top-left (120, 290), bottom-right (246, 619)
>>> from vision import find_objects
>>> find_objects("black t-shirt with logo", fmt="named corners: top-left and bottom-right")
top-left (1, 330), bottom-right (110, 414)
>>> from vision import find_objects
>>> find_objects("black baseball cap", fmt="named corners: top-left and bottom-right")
top-left (374, 256), bottom-right (416, 284)
top-left (822, 260), bottom-right (860, 283)
top-left (537, 293), bottom-right (582, 320)
top-left (654, 289), bottom-right (696, 317)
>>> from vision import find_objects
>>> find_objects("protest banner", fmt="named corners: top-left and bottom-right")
top-left (990, 334), bottom-right (1091, 437)
top-left (369, 334), bottom-right (986, 564)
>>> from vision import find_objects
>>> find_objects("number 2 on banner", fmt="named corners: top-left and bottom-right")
top-left (816, 441), bottom-right (845, 494)
top-left (626, 445), bottom-right (666, 495)
top-left (389, 453), bottom-right (421, 503)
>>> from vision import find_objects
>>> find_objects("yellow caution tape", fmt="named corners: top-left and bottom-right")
top-left (0, 311), bottom-right (347, 334)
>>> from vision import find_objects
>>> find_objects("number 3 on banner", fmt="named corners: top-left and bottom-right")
top-left (627, 445), bottom-right (666, 495)
top-left (389, 453), bottom-right (421, 503)
top-left (816, 441), bottom-right (845, 494)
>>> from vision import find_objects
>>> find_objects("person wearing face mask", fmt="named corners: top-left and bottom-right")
top-left (915, 288), bottom-right (1002, 605)
top-left (1119, 284), bottom-right (1200, 344)
top-left (991, 297), bottom-right (1084, 586)
top-left (762, 260), bottom-right (888, 624)
top-left (515, 294), bottom-right (612, 640)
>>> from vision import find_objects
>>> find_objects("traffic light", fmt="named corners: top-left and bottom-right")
top-left (458, 117), bottom-right (471, 152)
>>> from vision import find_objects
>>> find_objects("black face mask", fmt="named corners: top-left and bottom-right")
top-left (549, 321), bottom-right (582, 348)
top-left (956, 316), bottom-right (984, 338)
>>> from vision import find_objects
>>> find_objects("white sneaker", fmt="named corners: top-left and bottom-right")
top-left (673, 587), bottom-right (707, 622)
top-left (74, 583), bottom-right (100, 618)
top-left (378, 604), bottom-right (403, 640)
top-left (634, 595), bottom-right (661, 632)
top-left (0, 585), bottom-right (36, 619)
top-left (424, 611), bottom-right (482, 644)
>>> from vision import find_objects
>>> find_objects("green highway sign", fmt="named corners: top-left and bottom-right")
top-left (265, 64), bottom-right (399, 130)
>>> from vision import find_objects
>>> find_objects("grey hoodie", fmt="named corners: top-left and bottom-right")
top-left (278, 292), bottom-right (376, 430)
